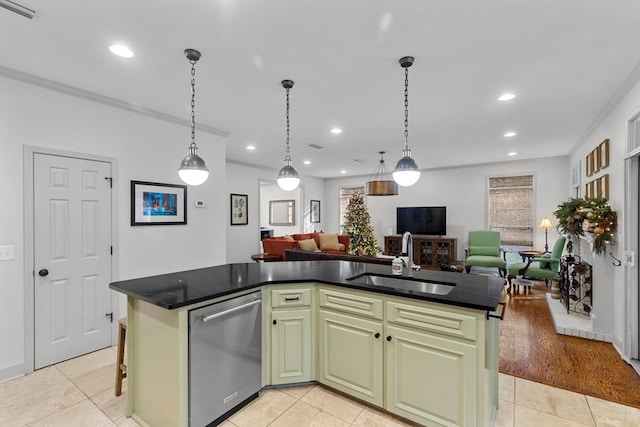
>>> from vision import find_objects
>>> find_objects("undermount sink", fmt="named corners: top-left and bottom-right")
top-left (347, 273), bottom-right (455, 296)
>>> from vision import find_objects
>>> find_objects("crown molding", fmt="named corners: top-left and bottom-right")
top-left (0, 65), bottom-right (230, 137)
top-left (570, 59), bottom-right (640, 157)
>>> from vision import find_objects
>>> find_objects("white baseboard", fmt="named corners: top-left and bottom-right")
top-left (0, 361), bottom-right (26, 384)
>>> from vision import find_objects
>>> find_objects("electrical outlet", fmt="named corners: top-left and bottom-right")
top-left (0, 245), bottom-right (15, 261)
top-left (195, 200), bottom-right (205, 208)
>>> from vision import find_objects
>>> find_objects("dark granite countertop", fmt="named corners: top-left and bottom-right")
top-left (109, 260), bottom-right (504, 312)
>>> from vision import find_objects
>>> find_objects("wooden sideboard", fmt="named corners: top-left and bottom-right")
top-left (384, 235), bottom-right (457, 270)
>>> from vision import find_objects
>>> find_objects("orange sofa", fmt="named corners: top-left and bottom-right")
top-left (262, 232), bottom-right (350, 261)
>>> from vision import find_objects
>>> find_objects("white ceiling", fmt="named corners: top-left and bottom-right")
top-left (2, 0), bottom-right (640, 179)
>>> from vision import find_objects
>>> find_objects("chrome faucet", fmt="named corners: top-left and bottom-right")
top-left (402, 231), bottom-right (414, 276)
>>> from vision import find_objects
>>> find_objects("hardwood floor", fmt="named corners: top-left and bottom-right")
top-left (499, 279), bottom-right (640, 409)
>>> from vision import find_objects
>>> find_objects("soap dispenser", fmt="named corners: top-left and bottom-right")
top-left (392, 254), bottom-right (403, 275)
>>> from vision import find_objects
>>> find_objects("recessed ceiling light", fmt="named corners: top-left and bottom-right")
top-left (246, 145), bottom-right (256, 150)
top-left (498, 93), bottom-right (516, 101)
top-left (303, 160), bottom-right (311, 165)
top-left (109, 44), bottom-right (134, 58)
top-left (507, 152), bottom-right (518, 156)
top-left (330, 128), bottom-right (343, 134)
top-left (504, 132), bottom-right (517, 137)
top-left (340, 170), bottom-right (347, 174)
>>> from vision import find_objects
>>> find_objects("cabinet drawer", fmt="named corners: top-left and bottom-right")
top-left (318, 288), bottom-right (383, 320)
top-left (271, 288), bottom-right (311, 308)
top-left (386, 301), bottom-right (477, 341)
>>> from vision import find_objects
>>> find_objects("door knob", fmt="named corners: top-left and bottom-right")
top-left (386, 336), bottom-right (392, 342)
top-left (38, 269), bottom-right (49, 277)
top-left (374, 333), bottom-right (381, 339)
top-left (272, 319), bottom-right (277, 325)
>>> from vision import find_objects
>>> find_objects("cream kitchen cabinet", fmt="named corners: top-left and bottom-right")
top-left (316, 286), bottom-right (497, 427)
top-left (317, 287), bottom-right (385, 406)
top-left (267, 286), bottom-right (314, 385)
top-left (318, 309), bottom-right (384, 406)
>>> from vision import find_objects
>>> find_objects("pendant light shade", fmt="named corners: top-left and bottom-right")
top-left (393, 56), bottom-right (420, 187)
top-left (392, 147), bottom-right (420, 187)
top-left (277, 79), bottom-right (300, 191)
top-left (366, 151), bottom-right (398, 196)
top-left (178, 48), bottom-right (209, 186)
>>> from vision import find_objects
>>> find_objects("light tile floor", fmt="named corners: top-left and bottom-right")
top-left (2, 347), bottom-right (640, 426)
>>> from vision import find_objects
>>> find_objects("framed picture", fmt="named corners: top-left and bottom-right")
top-left (599, 139), bottom-right (610, 170)
top-left (586, 152), bottom-right (594, 177)
top-left (230, 194), bottom-right (248, 225)
top-left (131, 181), bottom-right (186, 226)
top-left (595, 145), bottom-right (602, 172)
top-left (602, 174), bottom-right (609, 199)
top-left (310, 200), bottom-right (321, 223)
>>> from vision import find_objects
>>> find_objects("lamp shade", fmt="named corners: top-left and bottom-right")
top-left (539, 218), bottom-right (553, 229)
top-left (277, 163), bottom-right (300, 191)
top-left (178, 152), bottom-right (209, 186)
top-left (366, 151), bottom-right (398, 196)
top-left (392, 154), bottom-right (421, 187)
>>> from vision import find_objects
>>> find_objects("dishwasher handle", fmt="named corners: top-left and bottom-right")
top-left (201, 299), bottom-right (262, 323)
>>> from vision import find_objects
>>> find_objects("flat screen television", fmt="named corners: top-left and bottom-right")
top-left (396, 206), bottom-right (446, 236)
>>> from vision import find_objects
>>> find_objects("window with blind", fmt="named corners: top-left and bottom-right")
top-left (339, 186), bottom-right (364, 233)
top-left (488, 175), bottom-right (534, 247)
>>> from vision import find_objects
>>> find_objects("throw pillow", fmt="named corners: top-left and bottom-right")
top-left (298, 238), bottom-right (319, 251)
top-left (283, 235), bottom-right (295, 241)
top-left (319, 233), bottom-right (341, 251)
top-left (338, 243), bottom-right (345, 251)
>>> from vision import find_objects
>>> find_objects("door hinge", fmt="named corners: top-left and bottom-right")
top-left (106, 312), bottom-right (113, 322)
top-left (104, 177), bottom-right (113, 188)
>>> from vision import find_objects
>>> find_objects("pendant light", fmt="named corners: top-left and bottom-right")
top-left (366, 151), bottom-right (398, 196)
top-left (178, 49), bottom-right (209, 186)
top-left (392, 56), bottom-right (421, 187)
top-left (276, 79), bottom-right (300, 191)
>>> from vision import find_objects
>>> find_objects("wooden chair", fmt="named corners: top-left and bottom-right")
top-left (115, 317), bottom-right (127, 396)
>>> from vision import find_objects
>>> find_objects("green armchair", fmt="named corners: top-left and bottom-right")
top-left (507, 236), bottom-right (566, 293)
top-left (464, 230), bottom-right (507, 276)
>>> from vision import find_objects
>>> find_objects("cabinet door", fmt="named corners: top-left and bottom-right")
top-left (318, 309), bottom-right (383, 406)
top-left (385, 324), bottom-right (477, 427)
top-left (384, 236), bottom-right (401, 256)
top-left (271, 309), bottom-right (312, 385)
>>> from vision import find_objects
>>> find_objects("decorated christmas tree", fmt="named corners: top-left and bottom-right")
top-left (343, 192), bottom-right (380, 256)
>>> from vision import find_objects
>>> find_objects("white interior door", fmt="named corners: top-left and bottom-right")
top-left (34, 153), bottom-right (112, 369)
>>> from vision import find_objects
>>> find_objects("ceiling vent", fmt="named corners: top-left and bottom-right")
top-left (0, 0), bottom-right (37, 19)
top-left (309, 143), bottom-right (324, 150)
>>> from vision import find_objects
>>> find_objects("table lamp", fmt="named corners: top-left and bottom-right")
top-left (539, 218), bottom-right (553, 252)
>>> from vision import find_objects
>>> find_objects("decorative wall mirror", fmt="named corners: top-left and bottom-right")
top-left (269, 200), bottom-right (295, 225)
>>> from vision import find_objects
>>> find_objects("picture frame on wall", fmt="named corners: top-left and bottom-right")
top-left (599, 139), bottom-right (610, 170)
top-left (310, 200), bottom-right (321, 223)
top-left (230, 193), bottom-right (248, 225)
top-left (131, 181), bottom-right (187, 226)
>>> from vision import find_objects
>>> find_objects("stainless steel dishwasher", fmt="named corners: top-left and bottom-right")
top-left (189, 291), bottom-right (262, 426)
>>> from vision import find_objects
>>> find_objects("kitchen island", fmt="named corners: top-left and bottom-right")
top-left (110, 260), bottom-right (504, 427)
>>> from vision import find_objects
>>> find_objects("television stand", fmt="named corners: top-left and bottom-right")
top-left (384, 235), bottom-right (457, 270)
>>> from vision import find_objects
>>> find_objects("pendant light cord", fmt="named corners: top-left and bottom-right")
top-left (190, 58), bottom-right (197, 152)
top-left (285, 86), bottom-right (291, 158)
top-left (404, 66), bottom-right (409, 149)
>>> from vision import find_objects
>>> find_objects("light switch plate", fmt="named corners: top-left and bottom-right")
top-left (0, 245), bottom-right (15, 261)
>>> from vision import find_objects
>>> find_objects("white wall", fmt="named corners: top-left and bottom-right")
top-left (568, 75), bottom-right (640, 348)
top-left (0, 75), bottom-right (227, 381)
top-left (225, 162), bottom-right (326, 263)
top-left (324, 157), bottom-right (569, 260)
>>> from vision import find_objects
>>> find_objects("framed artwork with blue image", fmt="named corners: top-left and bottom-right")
top-left (131, 181), bottom-right (187, 225)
